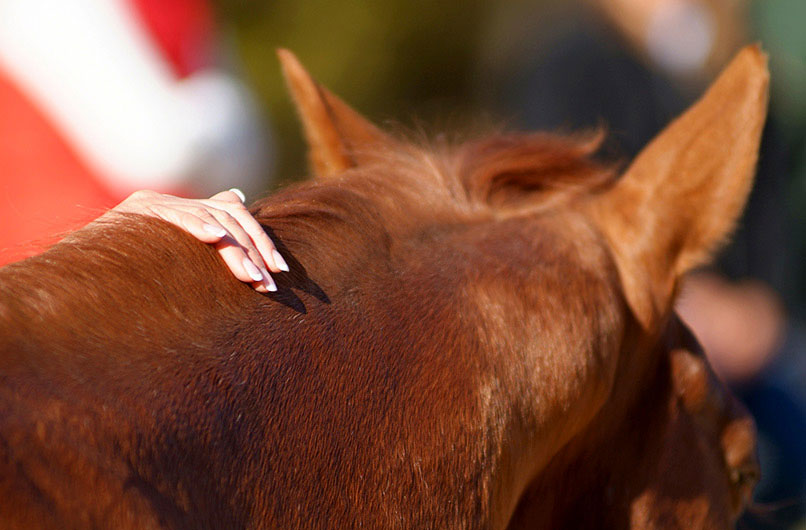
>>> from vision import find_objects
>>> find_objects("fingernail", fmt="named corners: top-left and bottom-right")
top-left (243, 258), bottom-right (263, 281)
top-left (203, 224), bottom-right (227, 238)
top-left (264, 274), bottom-right (277, 292)
top-left (272, 249), bottom-right (290, 272)
top-left (229, 188), bottom-right (246, 203)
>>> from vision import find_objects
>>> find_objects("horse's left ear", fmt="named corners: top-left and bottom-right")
top-left (589, 45), bottom-right (769, 329)
top-left (278, 49), bottom-right (395, 178)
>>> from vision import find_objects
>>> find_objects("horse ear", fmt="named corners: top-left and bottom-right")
top-left (590, 45), bottom-right (769, 328)
top-left (277, 49), bottom-right (394, 178)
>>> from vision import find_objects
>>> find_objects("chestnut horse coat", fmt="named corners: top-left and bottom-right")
top-left (0, 47), bottom-right (768, 529)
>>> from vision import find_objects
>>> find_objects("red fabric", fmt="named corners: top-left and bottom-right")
top-left (0, 72), bottom-right (118, 264)
top-left (128, 0), bottom-right (216, 78)
top-left (0, 1), bottom-right (213, 265)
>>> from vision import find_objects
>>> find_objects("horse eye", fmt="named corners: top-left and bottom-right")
top-left (729, 461), bottom-right (760, 514)
top-left (731, 465), bottom-right (760, 488)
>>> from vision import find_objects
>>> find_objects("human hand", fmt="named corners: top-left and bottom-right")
top-left (111, 189), bottom-right (288, 293)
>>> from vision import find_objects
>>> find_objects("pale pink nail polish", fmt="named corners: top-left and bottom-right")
top-left (203, 224), bottom-right (226, 238)
top-left (272, 250), bottom-right (290, 272)
top-left (265, 274), bottom-right (278, 292)
top-left (229, 188), bottom-right (246, 203)
top-left (243, 258), bottom-right (263, 282)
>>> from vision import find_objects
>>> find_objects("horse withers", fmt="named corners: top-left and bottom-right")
top-left (0, 46), bottom-right (768, 529)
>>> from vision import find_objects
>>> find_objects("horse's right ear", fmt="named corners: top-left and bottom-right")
top-left (278, 49), bottom-right (395, 178)
top-left (589, 45), bottom-right (769, 329)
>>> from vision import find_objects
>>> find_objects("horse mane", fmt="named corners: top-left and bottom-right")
top-left (250, 130), bottom-right (613, 263)
top-left (457, 131), bottom-right (612, 206)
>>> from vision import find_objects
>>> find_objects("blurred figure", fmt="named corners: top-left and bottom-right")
top-left (677, 273), bottom-right (786, 383)
top-left (480, 0), bottom-right (805, 526)
top-left (595, 0), bottom-right (747, 82)
top-left (0, 0), bottom-right (269, 264)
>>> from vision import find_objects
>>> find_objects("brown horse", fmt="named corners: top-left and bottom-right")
top-left (0, 46), bottom-right (768, 529)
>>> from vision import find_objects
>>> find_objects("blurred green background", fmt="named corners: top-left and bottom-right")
top-left (212, 0), bottom-right (503, 185)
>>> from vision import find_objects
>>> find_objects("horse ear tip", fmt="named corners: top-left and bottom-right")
top-left (277, 49), bottom-right (307, 78)
top-left (275, 48), bottom-right (293, 60)
top-left (744, 43), bottom-right (767, 64)
top-left (737, 44), bottom-right (769, 82)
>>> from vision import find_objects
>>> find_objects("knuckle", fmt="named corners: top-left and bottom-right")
top-left (221, 211), bottom-right (239, 226)
top-left (194, 207), bottom-right (221, 223)
top-left (189, 206), bottom-right (210, 217)
top-left (129, 189), bottom-right (156, 202)
top-left (256, 238), bottom-right (275, 254)
top-left (201, 213), bottom-right (220, 226)
top-left (221, 200), bottom-right (248, 215)
top-left (223, 190), bottom-right (242, 202)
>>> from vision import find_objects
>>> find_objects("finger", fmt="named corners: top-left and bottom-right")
top-left (210, 188), bottom-right (246, 204)
top-left (177, 206), bottom-right (278, 292)
top-left (215, 241), bottom-right (277, 292)
top-left (252, 281), bottom-right (270, 294)
top-left (152, 204), bottom-right (276, 292)
top-left (181, 214), bottom-right (228, 243)
top-left (147, 205), bottom-right (227, 244)
top-left (217, 243), bottom-right (261, 284)
top-left (204, 199), bottom-right (287, 273)
top-left (206, 208), bottom-right (272, 280)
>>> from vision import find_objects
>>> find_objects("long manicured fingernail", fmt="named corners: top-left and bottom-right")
top-left (203, 224), bottom-right (227, 238)
top-left (229, 188), bottom-right (246, 203)
top-left (272, 249), bottom-right (289, 272)
top-left (264, 273), bottom-right (277, 292)
top-left (243, 258), bottom-right (263, 281)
